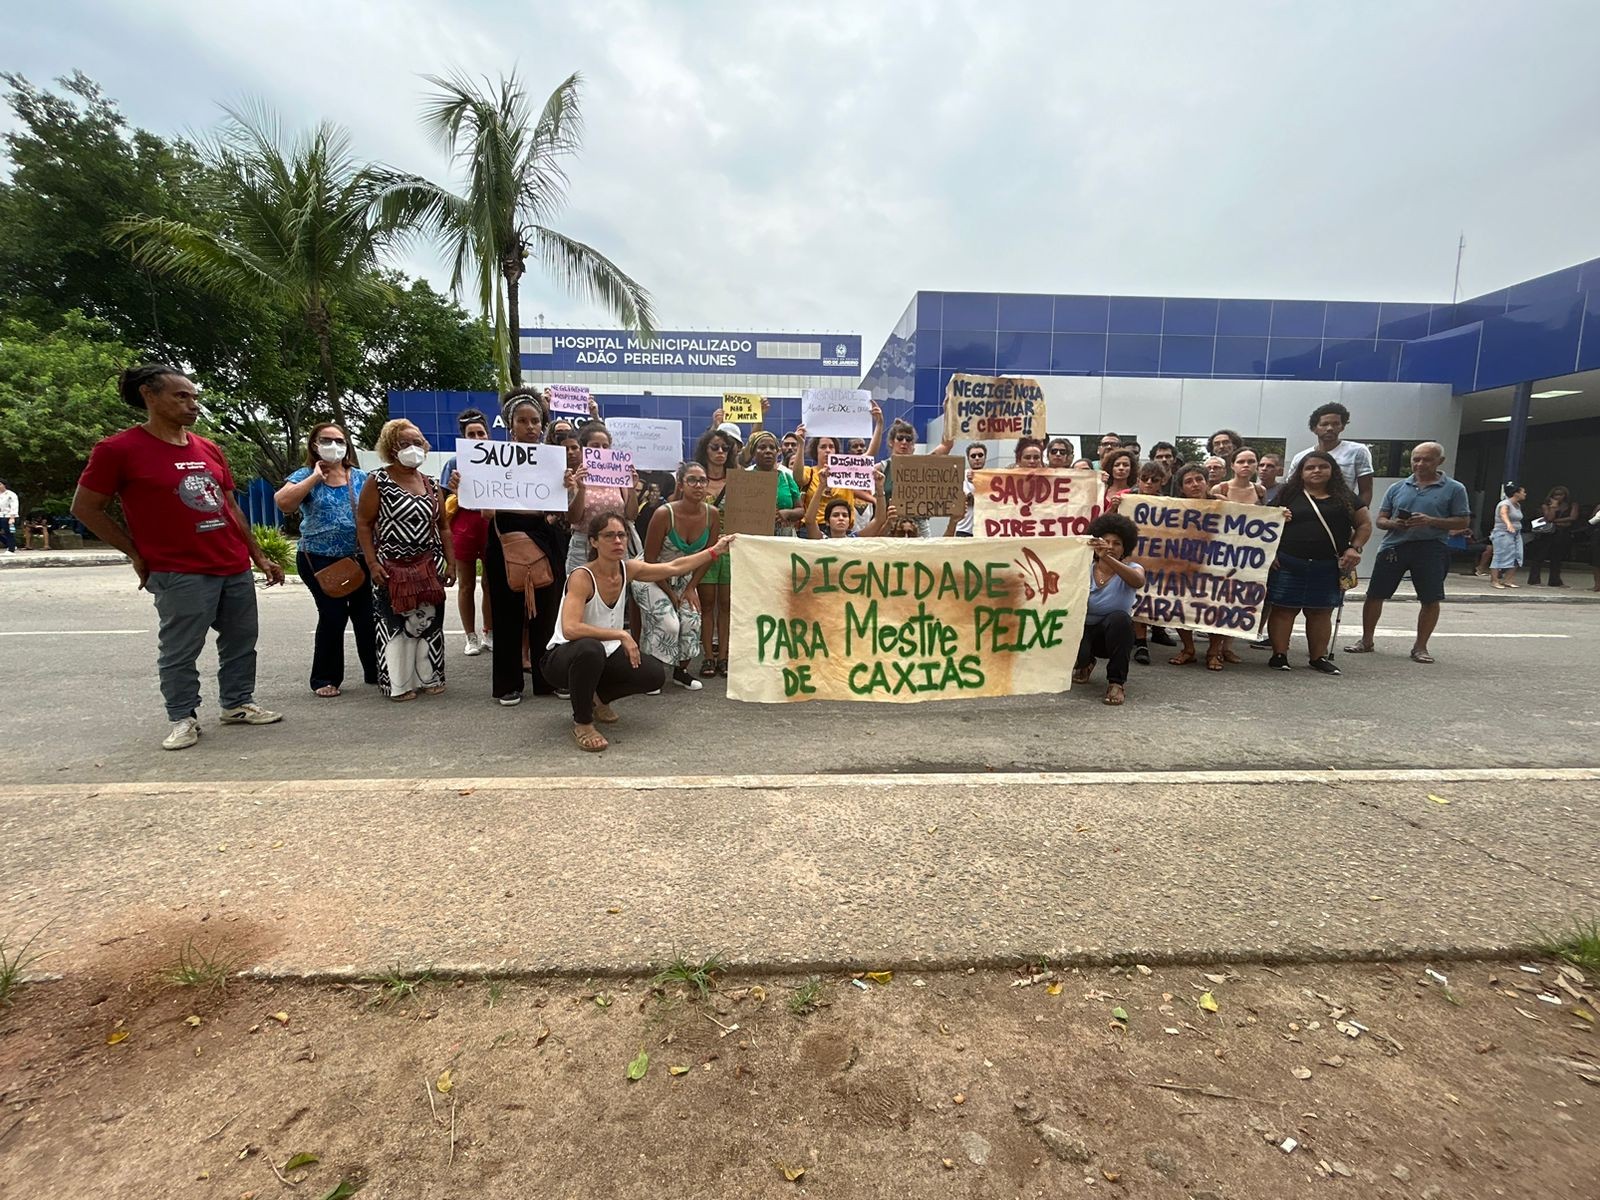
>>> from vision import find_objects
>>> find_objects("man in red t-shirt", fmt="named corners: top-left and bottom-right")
top-left (72, 364), bottom-right (287, 751)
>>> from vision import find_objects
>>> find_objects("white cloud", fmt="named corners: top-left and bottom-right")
top-left (8, 0), bottom-right (1600, 347)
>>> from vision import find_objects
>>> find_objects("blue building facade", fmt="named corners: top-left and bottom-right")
top-left (860, 257), bottom-right (1600, 439)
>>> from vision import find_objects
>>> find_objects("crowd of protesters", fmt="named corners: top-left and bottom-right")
top-left (72, 367), bottom-right (1592, 750)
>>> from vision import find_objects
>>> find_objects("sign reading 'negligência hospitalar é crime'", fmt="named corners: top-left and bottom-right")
top-left (728, 536), bottom-right (1092, 704)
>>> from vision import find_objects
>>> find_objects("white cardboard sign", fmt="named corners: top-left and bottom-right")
top-left (606, 418), bottom-right (684, 471)
top-left (453, 438), bottom-right (567, 512)
top-left (801, 388), bottom-right (872, 438)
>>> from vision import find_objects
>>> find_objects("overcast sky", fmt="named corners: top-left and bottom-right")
top-left (10, 0), bottom-right (1600, 344)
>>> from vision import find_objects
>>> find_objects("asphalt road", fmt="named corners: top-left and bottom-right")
top-left (3, 566), bottom-right (1597, 979)
top-left (0, 567), bottom-right (1594, 784)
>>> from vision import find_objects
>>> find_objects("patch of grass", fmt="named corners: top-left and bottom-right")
top-left (1533, 917), bottom-right (1600, 974)
top-left (371, 965), bottom-right (435, 1006)
top-left (162, 940), bottom-right (238, 992)
top-left (788, 976), bottom-right (825, 1015)
top-left (486, 980), bottom-right (507, 1009)
top-left (652, 951), bottom-right (728, 1001)
top-left (0, 926), bottom-right (48, 1008)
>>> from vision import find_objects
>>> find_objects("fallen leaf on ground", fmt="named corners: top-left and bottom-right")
top-left (1046, 982), bottom-right (1062, 996)
top-left (1203, 973), bottom-right (1227, 985)
top-left (1198, 993), bottom-right (1219, 1013)
top-left (626, 1048), bottom-right (650, 1081)
top-left (270, 1012), bottom-right (289, 1024)
top-left (316, 1182), bottom-right (362, 1200)
top-left (1111, 1007), bottom-right (1128, 1023)
top-left (1102, 1169), bottom-right (1120, 1182)
top-left (941, 1158), bottom-right (956, 1170)
top-left (436, 1070), bottom-right (453, 1094)
top-left (106, 1030), bottom-right (129, 1045)
top-left (668, 1065), bottom-right (690, 1076)
top-left (605, 907), bottom-right (621, 914)
top-left (184, 1015), bottom-right (202, 1028)
top-left (594, 994), bottom-right (612, 1008)
top-left (282, 1153), bottom-right (319, 1171)
top-left (779, 1164), bottom-right (805, 1182)
top-left (749, 985), bottom-right (766, 1002)
top-left (865, 971), bottom-right (893, 985)
top-left (952, 1092), bottom-right (966, 1104)
top-left (1135, 965), bottom-right (1152, 976)
top-left (1427, 794), bottom-right (1450, 804)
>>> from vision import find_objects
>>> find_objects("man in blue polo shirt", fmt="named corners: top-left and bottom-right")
top-left (1345, 442), bottom-right (1470, 664)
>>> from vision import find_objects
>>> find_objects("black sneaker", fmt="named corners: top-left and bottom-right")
top-left (497, 692), bottom-right (523, 707)
top-left (1267, 653), bottom-right (1291, 671)
top-left (672, 666), bottom-right (704, 691)
top-left (1249, 636), bottom-right (1272, 650)
top-left (1133, 645), bottom-right (1151, 665)
top-left (1150, 628), bottom-right (1177, 646)
top-left (1309, 655), bottom-right (1342, 675)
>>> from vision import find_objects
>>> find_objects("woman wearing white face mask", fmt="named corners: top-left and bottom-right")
top-left (356, 420), bottom-right (457, 700)
top-left (274, 423), bottom-right (377, 697)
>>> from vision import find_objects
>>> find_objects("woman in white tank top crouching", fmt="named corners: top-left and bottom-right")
top-left (543, 510), bottom-right (733, 752)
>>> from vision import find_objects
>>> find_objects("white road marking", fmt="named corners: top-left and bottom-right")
top-left (0, 630), bottom-right (147, 637)
top-left (6, 765), bottom-right (1598, 800)
top-left (1368, 631), bottom-right (1570, 638)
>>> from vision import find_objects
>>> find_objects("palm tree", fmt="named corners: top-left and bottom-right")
top-left (111, 105), bottom-right (400, 429)
top-left (379, 70), bottom-right (654, 389)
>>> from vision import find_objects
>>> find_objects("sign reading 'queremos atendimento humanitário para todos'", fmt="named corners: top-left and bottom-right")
top-left (728, 536), bottom-right (1093, 704)
top-left (1123, 495), bottom-right (1284, 636)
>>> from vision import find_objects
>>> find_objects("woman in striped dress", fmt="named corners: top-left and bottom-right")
top-left (356, 420), bottom-right (456, 700)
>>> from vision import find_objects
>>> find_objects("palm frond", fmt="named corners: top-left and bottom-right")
top-left (529, 225), bottom-right (655, 338)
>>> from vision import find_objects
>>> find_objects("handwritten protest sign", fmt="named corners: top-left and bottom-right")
top-left (606, 417), bottom-right (683, 471)
top-left (889, 455), bottom-right (964, 520)
top-left (824, 453), bottom-right (877, 492)
top-left (581, 446), bottom-right (634, 490)
top-left (722, 468), bottom-right (779, 536)
top-left (801, 388), bottom-right (872, 438)
top-left (728, 536), bottom-right (1092, 704)
top-left (972, 469), bottom-right (1104, 538)
top-left (1123, 495), bottom-right (1284, 636)
top-left (453, 438), bottom-right (567, 513)
top-left (943, 374), bottom-right (1046, 439)
top-left (722, 392), bottom-right (764, 425)
top-left (548, 384), bottom-right (591, 416)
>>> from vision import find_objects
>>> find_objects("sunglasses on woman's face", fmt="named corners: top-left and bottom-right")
top-left (892, 434), bottom-right (914, 444)
top-left (318, 438), bottom-right (346, 447)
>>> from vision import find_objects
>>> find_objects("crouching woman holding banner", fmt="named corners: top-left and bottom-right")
top-left (542, 512), bottom-right (733, 752)
top-left (1072, 512), bottom-right (1146, 707)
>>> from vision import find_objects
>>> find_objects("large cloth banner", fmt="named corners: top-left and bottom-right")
top-left (943, 373), bottom-right (1046, 439)
top-left (972, 469), bottom-right (1104, 538)
top-left (1123, 495), bottom-right (1284, 636)
top-left (728, 536), bottom-right (1093, 704)
top-left (453, 438), bottom-right (567, 512)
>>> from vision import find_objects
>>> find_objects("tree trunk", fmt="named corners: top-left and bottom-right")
top-left (310, 301), bottom-right (348, 428)
top-left (503, 248), bottom-right (525, 387)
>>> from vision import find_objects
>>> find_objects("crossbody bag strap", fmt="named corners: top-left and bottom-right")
top-left (1305, 494), bottom-right (1344, 556)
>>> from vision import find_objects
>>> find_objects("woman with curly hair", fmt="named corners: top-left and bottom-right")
top-left (1101, 447), bottom-right (1138, 504)
top-left (1265, 449), bottom-right (1370, 673)
top-left (1071, 511), bottom-right (1147, 707)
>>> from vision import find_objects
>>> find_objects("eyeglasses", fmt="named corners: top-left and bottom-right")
top-left (684, 477), bottom-right (709, 486)
top-left (597, 530), bottom-right (629, 540)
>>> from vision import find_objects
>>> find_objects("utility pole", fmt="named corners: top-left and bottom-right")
top-left (1451, 232), bottom-right (1466, 304)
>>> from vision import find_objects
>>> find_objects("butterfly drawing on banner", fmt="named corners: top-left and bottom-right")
top-left (1013, 547), bottom-right (1061, 601)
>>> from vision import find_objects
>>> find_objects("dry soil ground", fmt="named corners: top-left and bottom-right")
top-left (3, 937), bottom-right (1598, 1199)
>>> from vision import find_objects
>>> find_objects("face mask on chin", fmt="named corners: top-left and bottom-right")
top-left (317, 442), bottom-right (346, 463)
top-left (395, 446), bottom-right (427, 469)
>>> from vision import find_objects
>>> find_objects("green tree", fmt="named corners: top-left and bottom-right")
top-left (0, 311), bottom-right (255, 507)
top-left (110, 103), bottom-right (406, 430)
top-left (378, 70), bottom-right (654, 388)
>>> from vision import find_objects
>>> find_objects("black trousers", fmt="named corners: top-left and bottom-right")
top-left (1075, 610), bottom-right (1134, 686)
top-left (540, 638), bottom-right (665, 724)
top-left (296, 549), bottom-right (378, 690)
top-left (1526, 530), bottom-right (1573, 585)
top-left (484, 532), bottom-right (564, 698)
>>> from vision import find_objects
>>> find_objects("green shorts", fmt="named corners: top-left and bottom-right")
top-left (700, 555), bottom-right (729, 586)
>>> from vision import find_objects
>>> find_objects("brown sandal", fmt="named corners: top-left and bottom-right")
top-left (573, 725), bottom-right (608, 752)
top-left (592, 700), bottom-right (619, 724)
top-left (1222, 649), bottom-right (1242, 664)
top-left (1205, 653), bottom-right (1225, 671)
top-left (1103, 684), bottom-right (1125, 706)
top-left (1168, 649), bottom-right (1197, 666)
top-left (1072, 661), bottom-right (1095, 684)
top-left (390, 690), bottom-right (418, 702)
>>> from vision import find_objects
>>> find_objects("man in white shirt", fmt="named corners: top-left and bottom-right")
top-left (1288, 402), bottom-right (1374, 508)
top-left (0, 480), bottom-right (18, 553)
top-left (956, 443), bottom-right (986, 536)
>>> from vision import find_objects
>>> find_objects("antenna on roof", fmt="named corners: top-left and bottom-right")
top-left (1451, 232), bottom-right (1466, 304)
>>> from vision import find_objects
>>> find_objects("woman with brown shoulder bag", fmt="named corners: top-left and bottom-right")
top-left (356, 420), bottom-right (457, 701)
top-left (482, 392), bottom-right (570, 707)
top-left (274, 423), bottom-right (378, 697)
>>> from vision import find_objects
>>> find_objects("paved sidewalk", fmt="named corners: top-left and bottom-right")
top-left (7, 770), bottom-right (1597, 981)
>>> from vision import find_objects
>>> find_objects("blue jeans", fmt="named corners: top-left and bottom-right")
top-left (147, 570), bottom-right (260, 720)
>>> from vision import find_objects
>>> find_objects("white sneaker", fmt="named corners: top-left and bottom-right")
top-left (481, 631), bottom-right (494, 650)
top-left (463, 633), bottom-right (483, 656)
top-left (162, 717), bottom-right (202, 751)
top-left (218, 703), bottom-right (283, 726)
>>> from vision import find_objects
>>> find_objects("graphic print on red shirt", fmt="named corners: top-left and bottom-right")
top-left (78, 426), bottom-right (251, 576)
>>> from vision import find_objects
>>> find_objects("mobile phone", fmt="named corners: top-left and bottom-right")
top-left (1395, 508), bottom-right (1413, 521)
